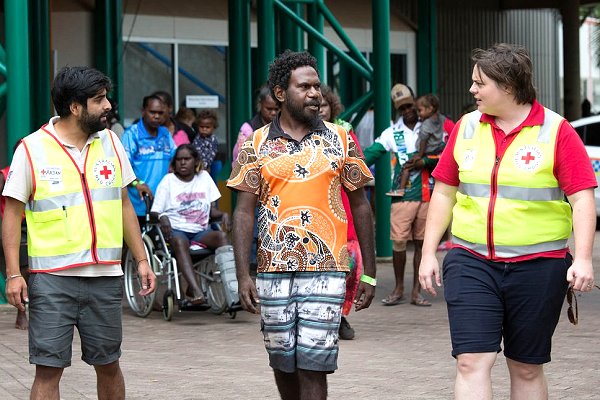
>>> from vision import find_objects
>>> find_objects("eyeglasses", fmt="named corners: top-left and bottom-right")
top-left (397, 103), bottom-right (413, 112)
top-left (566, 285), bottom-right (600, 325)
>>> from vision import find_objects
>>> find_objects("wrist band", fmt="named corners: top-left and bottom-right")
top-left (137, 258), bottom-right (148, 266)
top-left (360, 274), bottom-right (377, 286)
top-left (6, 274), bottom-right (22, 281)
top-left (132, 180), bottom-right (145, 187)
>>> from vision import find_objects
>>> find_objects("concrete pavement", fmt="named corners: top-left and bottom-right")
top-left (1, 237), bottom-right (600, 399)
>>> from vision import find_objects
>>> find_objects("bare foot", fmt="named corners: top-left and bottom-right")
top-left (15, 311), bottom-right (28, 330)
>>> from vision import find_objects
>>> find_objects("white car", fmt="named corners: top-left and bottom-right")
top-left (569, 115), bottom-right (600, 216)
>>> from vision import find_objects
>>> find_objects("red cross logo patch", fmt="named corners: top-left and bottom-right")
top-left (93, 159), bottom-right (116, 186)
top-left (514, 145), bottom-right (542, 171)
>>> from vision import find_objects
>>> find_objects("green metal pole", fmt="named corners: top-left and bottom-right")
top-left (228, 0), bottom-right (252, 153)
top-left (280, 2), bottom-right (304, 51)
top-left (307, 1), bottom-right (325, 78)
top-left (317, 1), bottom-right (372, 73)
top-left (274, 0), bottom-right (372, 80)
top-left (339, 90), bottom-right (373, 123)
top-left (94, 0), bottom-right (124, 113)
top-left (257, 0), bottom-right (276, 84)
top-left (5, 0), bottom-right (32, 163)
top-left (417, 0), bottom-right (437, 95)
top-left (29, 0), bottom-right (51, 129)
top-left (372, 0), bottom-right (392, 257)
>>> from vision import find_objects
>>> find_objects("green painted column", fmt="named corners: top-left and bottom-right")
top-left (417, 0), bottom-right (437, 95)
top-left (307, 1), bottom-right (325, 78)
top-left (29, 0), bottom-right (51, 129)
top-left (279, 3), bottom-right (304, 52)
top-left (94, 0), bottom-right (124, 114)
top-left (5, 0), bottom-right (32, 163)
top-left (372, 0), bottom-right (392, 257)
top-left (228, 0), bottom-right (252, 152)
top-left (257, 0), bottom-right (276, 84)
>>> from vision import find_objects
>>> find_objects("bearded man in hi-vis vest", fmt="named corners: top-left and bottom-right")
top-left (2, 66), bottom-right (156, 400)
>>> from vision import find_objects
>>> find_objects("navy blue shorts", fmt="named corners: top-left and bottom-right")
top-left (442, 248), bottom-right (571, 364)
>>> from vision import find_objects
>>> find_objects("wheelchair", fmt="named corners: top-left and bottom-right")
top-left (123, 196), bottom-right (242, 321)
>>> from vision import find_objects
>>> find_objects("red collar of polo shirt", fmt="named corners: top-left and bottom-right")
top-left (479, 100), bottom-right (545, 134)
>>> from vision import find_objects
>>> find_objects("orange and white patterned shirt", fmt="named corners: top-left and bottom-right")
top-left (227, 116), bottom-right (373, 273)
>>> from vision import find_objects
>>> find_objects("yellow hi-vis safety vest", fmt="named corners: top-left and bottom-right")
top-left (451, 108), bottom-right (572, 259)
top-left (22, 127), bottom-right (123, 272)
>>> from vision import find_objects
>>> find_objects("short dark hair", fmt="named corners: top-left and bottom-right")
top-left (415, 94), bottom-right (440, 113)
top-left (320, 85), bottom-right (343, 121)
top-left (152, 90), bottom-right (173, 108)
top-left (471, 43), bottom-right (536, 105)
top-left (196, 109), bottom-right (219, 128)
top-left (268, 50), bottom-right (319, 106)
top-left (51, 66), bottom-right (112, 117)
top-left (142, 94), bottom-right (164, 109)
top-left (170, 143), bottom-right (201, 171)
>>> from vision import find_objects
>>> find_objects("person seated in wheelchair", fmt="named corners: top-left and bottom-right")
top-left (151, 144), bottom-right (231, 306)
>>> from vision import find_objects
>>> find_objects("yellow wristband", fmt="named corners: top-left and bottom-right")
top-left (360, 274), bottom-right (376, 286)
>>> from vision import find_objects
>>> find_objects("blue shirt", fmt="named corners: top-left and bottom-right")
top-left (121, 120), bottom-right (176, 216)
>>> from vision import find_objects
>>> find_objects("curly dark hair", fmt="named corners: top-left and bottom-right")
top-left (320, 86), bottom-right (344, 121)
top-left (196, 109), bottom-right (219, 129)
top-left (268, 50), bottom-right (319, 106)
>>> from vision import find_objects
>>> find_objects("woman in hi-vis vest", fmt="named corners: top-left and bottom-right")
top-left (418, 43), bottom-right (596, 399)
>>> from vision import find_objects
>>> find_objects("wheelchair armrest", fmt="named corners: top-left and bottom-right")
top-left (148, 212), bottom-right (161, 224)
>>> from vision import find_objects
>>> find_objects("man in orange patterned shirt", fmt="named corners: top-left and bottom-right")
top-left (228, 50), bottom-right (376, 400)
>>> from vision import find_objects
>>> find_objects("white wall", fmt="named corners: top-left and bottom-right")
top-left (51, 12), bottom-right (94, 72)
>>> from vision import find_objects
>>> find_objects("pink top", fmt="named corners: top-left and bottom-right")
top-left (173, 130), bottom-right (190, 146)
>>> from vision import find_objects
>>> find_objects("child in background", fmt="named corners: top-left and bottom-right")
top-left (192, 110), bottom-right (219, 173)
top-left (175, 107), bottom-right (196, 129)
top-left (388, 94), bottom-right (446, 197)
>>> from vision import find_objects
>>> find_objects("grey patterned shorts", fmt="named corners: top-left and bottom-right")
top-left (256, 271), bottom-right (346, 373)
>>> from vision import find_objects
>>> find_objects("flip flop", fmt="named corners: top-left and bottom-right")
top-left (190, 296), bottom-right (206, 306)
top-left (381, 295), bottom-right (407, 306)
top-left (410, 297), bottom-right (432, 307)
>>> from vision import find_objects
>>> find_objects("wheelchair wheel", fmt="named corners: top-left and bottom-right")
top-left (124, 235), bottom-right (156, 318)
top-left (162, 290), bottom-right (174, 321)
top-left (198, 256), bottom-right (228, 315)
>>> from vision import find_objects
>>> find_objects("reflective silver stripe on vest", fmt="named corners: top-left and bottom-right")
top-left (96, 247), bottom-right (122, 260)
top-left (538, 108), bottom-right (562, 144)
top-left (462, 111), bottom-right (482, 139)
top-left (29, 247), bottom-right (122, 271)
top-left (453, 236), bottom-right (569, 258)
top-left (90, 187), bottom-right (121, 202)
top-left (29, 192), bottom-right (86, 212)
top-left (458, 183), bottom-right (564, 201)
top-left (29, 249), bottom-right (94, 271)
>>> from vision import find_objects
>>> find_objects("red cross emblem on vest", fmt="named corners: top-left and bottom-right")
top-left (521, 152), bottom-right (535, 164)
top-left (93, 159), bottom-right (116, 186)
top-left (99, 165), bottom-right (113, 180)
top-left (514, 146), bottom-right (542, 171)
